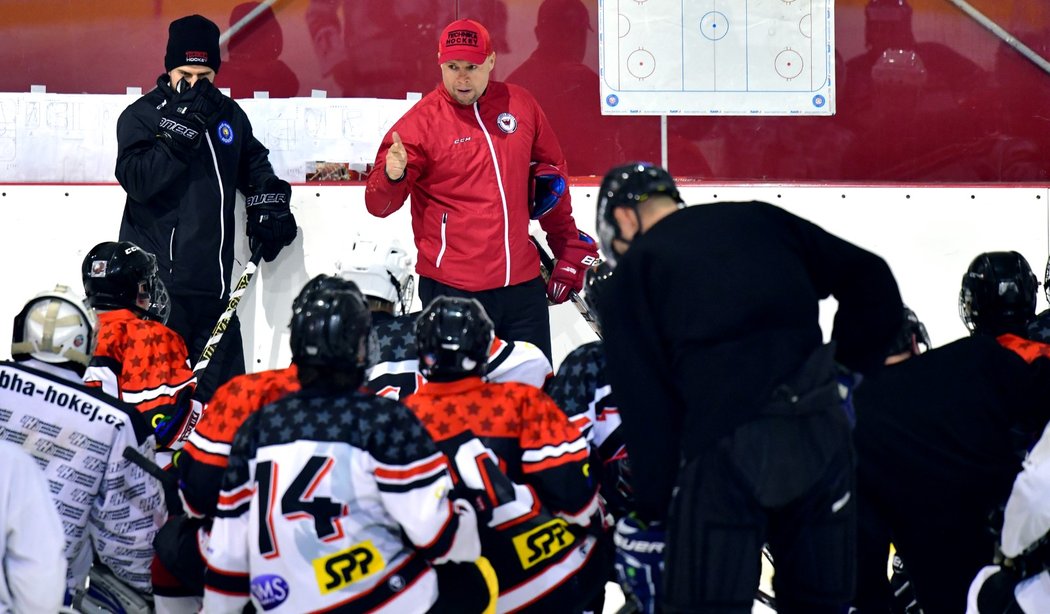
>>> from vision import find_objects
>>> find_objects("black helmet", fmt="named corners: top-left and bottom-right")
top-left (887, 305), bottom-right (931, 357)
top-left (595, 162), bottom-right (682, 269)
top-left (415, 297), bottom-right (493, 382)
top-left (289, 275), bottom-right (372, 378)
top-left (583, 261), bottom-right (614, 329)
top-left (959, 251), bottom-right (1038, 336)
top-left (82, 241), bottom-right (170, 324)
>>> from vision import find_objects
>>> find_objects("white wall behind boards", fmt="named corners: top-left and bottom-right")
top-left (0, 183), bottom-right (1047, 373)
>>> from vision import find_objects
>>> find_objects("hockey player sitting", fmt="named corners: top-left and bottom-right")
top-left (154, 278), bottom-right (332, 613)
top-left (81, 240), bottom-right (203, 453)
top-left (852, 299), bottom-right (1050, 613)
top-left (4, 285), bottom-right (163, 606)
top-left (203, 276), bottom-right (482, 613)
top-left (337, 235), bottom-right (552, 400)
top-left (403, 296), bottom-right (605, 613)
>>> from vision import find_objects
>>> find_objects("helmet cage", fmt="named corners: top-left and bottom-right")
top-left (11, 285), bottom-right (98, 367)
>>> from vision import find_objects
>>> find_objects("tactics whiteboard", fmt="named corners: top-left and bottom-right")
top-left (598, 0), bottom-right (835, 116)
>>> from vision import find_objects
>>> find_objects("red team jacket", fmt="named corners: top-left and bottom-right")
top-left (84, 309), bottom-right (200, 450)
top-left (365, 80), bottom-right (580, 291)
top-left (404, 377), bottom-right (603, 612)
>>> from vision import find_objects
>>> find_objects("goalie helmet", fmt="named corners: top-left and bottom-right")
top-left (338, 236), bottom-right (416, 315)
top-left (596, 162), bottom-right (682, 269)
top-left (887, 305), bottom-right (931, 357)
top-left (11, 284), bottom-right (97, 367)
top-left (289, 275), bottom-right (372, 377)
top-left (82, 241), bottom-right (171, 324)
top-left (415, 296), bottom-right (494, 381)
top-left (959, 251), bottom-right (1038, 336)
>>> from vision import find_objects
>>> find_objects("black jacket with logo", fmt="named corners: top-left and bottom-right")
top-left (115, 74), bottom-right (278, 299)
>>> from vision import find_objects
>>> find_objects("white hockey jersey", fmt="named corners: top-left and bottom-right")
top-left (203, 388), bottom-right (480, 613)
top-left (0, 359), bottom-right (163, 595)
top-left (0, 440), bottom-right (67, 613)
top-left (365, 312), bottom-right (552, 400)
top-left (1001, 421), bottom-right (1050, 558)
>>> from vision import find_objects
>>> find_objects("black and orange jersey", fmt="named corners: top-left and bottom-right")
top-left (178, 365), bottom-right (300, 518)
top-left (404, 376), bottom-right (601, 611)
top-left (998, 333), bottom-right (1050, 363)
top-left (84, 309), bottom-right (200, 449)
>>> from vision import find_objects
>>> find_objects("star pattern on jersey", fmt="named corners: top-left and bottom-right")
top-left (548, 342), bottom-right (606, 417)
top-left (374, 314), bottom-right (417, 362)
top-left (406, 379), bottom-right (573, 446)
top-left (230, 390), bottom-right (438, 467)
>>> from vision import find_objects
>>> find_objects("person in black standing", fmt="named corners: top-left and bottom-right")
top-left (115, 14), bottom-right (297, 401)
top-left (595, 162), bottom-right (903, 613)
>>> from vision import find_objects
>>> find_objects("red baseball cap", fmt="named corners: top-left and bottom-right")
top-left (438, 19), bottom-right (494, 65)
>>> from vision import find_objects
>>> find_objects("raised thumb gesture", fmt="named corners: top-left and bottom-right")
top-left (385, 131), bottom-right (408, 181)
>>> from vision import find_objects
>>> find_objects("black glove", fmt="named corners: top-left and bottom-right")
top-left (157, 78), bottom-right (225, 157)
top-left (246, 178), bottom-right (297, 262)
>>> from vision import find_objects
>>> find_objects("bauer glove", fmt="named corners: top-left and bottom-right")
top-left (547, 231), bottom-right (600, 305)
top-left (246, 178), bottom-right (298, 262)
top-left (528, 162), bottom-right (568, 220)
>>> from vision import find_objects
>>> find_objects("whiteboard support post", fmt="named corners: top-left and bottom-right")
top-left (660, 114), bottom-right (668, 169)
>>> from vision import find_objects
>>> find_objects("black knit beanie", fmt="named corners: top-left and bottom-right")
top-left (165, 15), bottom-right (222, 73)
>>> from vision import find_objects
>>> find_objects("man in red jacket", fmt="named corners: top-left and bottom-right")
top-left (365, 17), bottom-right (598, 362)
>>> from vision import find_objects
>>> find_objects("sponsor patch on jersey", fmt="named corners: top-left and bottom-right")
top-left (313, 540), bottom-right (386, 594)
top-left (250, 574), bottom-right (290, 610)
top-left (218, 120), bottom-right (234, 145)
top-left (512, 518), bottom-right (576, 569)
top-left (496, 112), bottom-right (517, 134)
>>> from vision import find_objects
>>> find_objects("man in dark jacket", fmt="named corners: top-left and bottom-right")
top-left (115, 14), bottom-right (297, 401)
top-left (596, 162), bottom-right (903, 613)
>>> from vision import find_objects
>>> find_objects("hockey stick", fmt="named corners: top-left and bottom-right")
top-left (123, 446), bottom-right (183, 515)
top-left (192, 248), bottom-right (264, 377)
top-left (529, 235), bottom-right (602, 339)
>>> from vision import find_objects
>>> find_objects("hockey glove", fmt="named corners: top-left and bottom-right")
top-left (614, 514), bottom-right (666, 614)
top-left (246, 178), bottom-right (298, 262)
top-left (528, 162), bottom-right (568, 220)
top-left (547, 231), bottom-right (600, 305)
top-left (157, 78), bottom-right (225, 157)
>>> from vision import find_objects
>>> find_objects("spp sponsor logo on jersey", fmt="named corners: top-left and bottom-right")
top-left (512, 518), bottom-right (576, 569)
top-left (312, 541), bottom-right (385, 594)
top-left (250, 574), bottom-right (290, 611)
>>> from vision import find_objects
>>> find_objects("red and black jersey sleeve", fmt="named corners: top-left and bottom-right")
top-left (86, 310), bottom-right (196, 430)
top-left (178, 365), bottom-right (299, 518)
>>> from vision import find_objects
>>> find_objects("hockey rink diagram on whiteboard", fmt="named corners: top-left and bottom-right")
top-left (599, 0), bottom-right (835, 116)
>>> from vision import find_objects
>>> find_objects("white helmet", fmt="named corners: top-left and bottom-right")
top-left (338, 236), bottom-right (415, 315)
top-left (11, 284), bottom-right (98, 367)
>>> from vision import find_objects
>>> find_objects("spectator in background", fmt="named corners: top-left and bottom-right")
top-left (506, 0), bottom-right (711, 177)
top-left (220, 2), bottom-right (300, 98)
top-left (0, 441), bottom-right (66, 613)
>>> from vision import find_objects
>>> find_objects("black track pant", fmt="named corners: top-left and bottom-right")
top-left (167, 294), bottom-right (245, 403)
top-left (419, 275), bottom-right (552, 362)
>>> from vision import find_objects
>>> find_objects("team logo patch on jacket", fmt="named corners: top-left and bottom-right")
top-left (497, 112), bottom-right (517, 134)
top-left (218, 121), bottom-right (234, 144)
